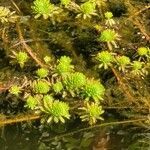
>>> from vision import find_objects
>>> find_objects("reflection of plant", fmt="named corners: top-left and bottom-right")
top-left (32, 0), bottom-right (61, 19)
top-left (11, 51), bottom-right (29, 68)
top-left (36, 68), bottom-right (49, 78)
top-left (82, 79), bottom-right (105, 103)
top-left (47, 132), bottom-right (94, 150)
top-left (96, 51), bottom-right (115, 69)
top-left (128, 133), bottom-right (150, 150)
top-left (76, 1), bottom-right (97, 19)
top-left (116, 55), bottom-right (130, 72)
top-left (9, 85), bottom-right (22, 96)
top-left (79, 102), bottom-right (104, 125)
top-left (40, 96), bottom-right (70, 123)
top-left (32, 80), bottom-right (50, 94)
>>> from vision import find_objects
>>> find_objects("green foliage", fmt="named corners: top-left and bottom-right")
top-left (32, 80), bottom-right (50, 94)
top-left (55, 56), bottom-right (74, 76)
top-left (137, 47), bottom-right (149, 56)
top-left (80, 1), bottom-right (95, 14)
top-left (99, 29), bottom-right (119, 42)
top-left (52, 82), bottom-right (63, 93)
top-left (79, 102), bottom-right (104, 125)
top-left (131, 61), bottom-right (147, 76)
top-left (96, 51), bottom-right (115, 69)
top-left (60, 0), bottom-right (71, 6)
top-left (76, 1), bottom-right (97, 19)
top-left (18, 55), bottom-right (105, 125)
top-left (104, 11), bottom-right (115, 26)
top-left (81, 79), bottom-right (105, 103)
top-left (26, 95), bottom-right (38, 110)
top-left (43, 56), bottom-right (51, 64)
top-left (40, 97), bottom-right (70, 123)
top-left (1, 0), bottom-right (149, 134)
top-left (63, 72), bottom-right (86, 91)
top-left (9, 85), bottom-right (21, 96)
top-left (32, 0), bottom-right (61, 20)
top-left (11, 51), bottom-right (29, 68)
top-left (58, 55), bottom-right (72, 64)
top-left (116, 55), bottom-right (130, 72)
top-left (36, 68), bottom-right (49, 78)
top-left (132, 61), bottom-right (143, 70)
top-left (104, 11), bottom-right (113, 19)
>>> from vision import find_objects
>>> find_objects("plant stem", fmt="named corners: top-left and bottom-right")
top-left (0, 114), bottom-right (40, 126)
top-left (16, 23), bottom-right (47, 68)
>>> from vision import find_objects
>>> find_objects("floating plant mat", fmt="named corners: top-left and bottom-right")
top-left (0, 0), bottom-right (150, 149)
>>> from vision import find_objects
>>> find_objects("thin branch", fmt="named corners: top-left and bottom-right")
top-left (16, 23), bottom-right (47, 68)
top-left (129, 18), bottom-right (150, 41)
top-left (10, 39), bottom-right (52, 48)
top-left (128, 5), bottom-right (150, 20)
top-left (0, 114), bottom-right (40, 126)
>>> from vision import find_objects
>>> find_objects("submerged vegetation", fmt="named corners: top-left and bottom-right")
top-left (0, 0), bottom-right (150, 149)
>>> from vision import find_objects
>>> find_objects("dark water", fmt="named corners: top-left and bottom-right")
top-left (0, 122), bottom-right (142, 150)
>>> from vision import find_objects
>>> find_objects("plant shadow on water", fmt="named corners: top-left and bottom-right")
top-left (0, 122), bottom-right (139, 150)
top-left (0, 0), bottom-right (150, 149)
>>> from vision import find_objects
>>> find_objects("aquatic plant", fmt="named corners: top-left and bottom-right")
top-left (60, 0), bottom-right (71, 6)
top-left (76, 1), bottom-right (97, 19)
top-left (116, 55), bottom-right (130, 72)
top-left (58, 56), bottom-right (72, 64)
top-left (63, 72), bottom-right (86, 91)
top-left (96, 51), bottom-right (115, 69)
top-left (79, 102), bottom-right (104, 125)
top-left (32, 80), bottom-right (50, 94)
top-left (36, 68), bottom-right (49, 78)
top-left (81, 79), bottom-right (105, 103)
top-left (9, 85), bottom-right (21, 96)
top-left (1, 0), bottom-right (150, 141)
top-left (105, 11), bottom-right (113, 19)
top-left (52, 82), bottom-right (63, 94)
top-left (137, 47), bottom-right (150, 61)
top-left (0, 6), bottom-right (18, 23)
top-left (104, 11), bottom-right (115, 26)
top-left (41, 97), bottom-right (70, 123)
top-left (43, 94), bottom-right (54, 102)
top-left (55, 56), bottom-right (74, 76)
top-left (11, 51), bottom-right (29, 68)
top-left (26, 95), bottom-right (38, 110)
top-left (132, 61), bottom-right (143, 70)
top-left (99, 29), bottom-right (118, 42)
top-left (32, 0), bottom-right (60, 19)
top-left (137, 47), bottom-right (149, 57)
top-left (131, 61), bottom-right (147, 76)
top-left (98, 29), bottom-right (120, 49)
top-left (43, 56), bottom-right (52, 64)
